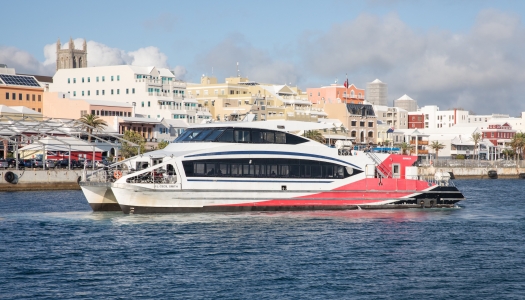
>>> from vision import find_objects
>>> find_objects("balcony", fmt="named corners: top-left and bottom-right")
top-left (410, 149), bottom-right (429, 154)
top-left (410, 140), bottom-right (429, 145)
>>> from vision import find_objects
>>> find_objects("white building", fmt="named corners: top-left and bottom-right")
top-left (373, 105), bottom-right (408, 144)
top-left (419, 105), bottom-right (469, 129)
top-left (49, 65), bottom-right (203, 124)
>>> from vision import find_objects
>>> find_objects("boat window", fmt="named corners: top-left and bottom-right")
top-left (252, 130), bottom-right (263, 143)
top-left (203, 129), bottom-right (225, 141)
top-left (181, 158), bottom-right (360, 179)
top-left (263, 131), bottom-right (275, 143)
top-left (192, 129), bottom-right (214, 141)
top-left (166, 164), bottom-right (176, 175)
top-left (217, 129), bottom-right (234, 142)
top-left (174, 127), bottom-right (308, 144)
top-left (174, 129), bottom-right (193, 142)
top-left (181, 129), bottom-right (204, 141)
top-left (234, 130), bottom-right (251, 143)
top-left (311, 165), bottom-right (322, 178)
top-left (219, 164), bottom-right (228, 176)
top-left (275, 132), bottom-right (286, 144)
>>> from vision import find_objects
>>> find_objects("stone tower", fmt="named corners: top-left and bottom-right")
top-left (366, 79), bottom-right (388, 106)
top-left (56, 37), bottom-right (87, 70)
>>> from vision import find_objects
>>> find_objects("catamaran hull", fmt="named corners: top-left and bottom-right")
top-left (80, 184), bottom-right (121, 212)
top-left (111, 183), bottom-right (464, 214)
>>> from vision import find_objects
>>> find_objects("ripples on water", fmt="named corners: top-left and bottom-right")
top-left (0, 180), bottom-right (524, 299)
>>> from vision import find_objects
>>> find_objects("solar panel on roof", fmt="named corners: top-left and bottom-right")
top-left (0, 74), bottom-right (41, 87)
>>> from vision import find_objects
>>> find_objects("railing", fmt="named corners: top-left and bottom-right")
top-left (365, 151), bottom-right (392, 178)
top-left (410, 140), bottom-right (428, 145)
top-left (429, 159), bottom-right (525, 168)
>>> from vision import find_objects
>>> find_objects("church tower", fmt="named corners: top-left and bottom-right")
top-left (56, 37), bottom-right (88, 70)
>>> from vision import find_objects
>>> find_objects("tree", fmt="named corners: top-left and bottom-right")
top-left (502, 149), bottom-right (514, 160)
top-left (157, 140), bottom-right (169, 149)
top-left (430, 141), bottom-right (445, 160)
top-left (398, 142), bottom-right (413, 155)
top-left (120, 130), bottom-right (146, 158)
top-left (303, 130), bottom-right (326, 144)
top-left (471, 132), bottom-right (481, 159)
top-left (78, 114), bottom-right (107, 142)
top-left (510, 133), bottom-right (525, 160)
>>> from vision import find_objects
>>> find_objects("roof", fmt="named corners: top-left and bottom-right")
top-left (371, 79), bottom-right (383, 83)
top-left (9, 106), bottom-right (42, 115)
top-left (162, 119), bottom-right (189, 128)
top-left (119, 117), bottom-right (162, 124)
top-left (396, 94), bottom-right (414, 101)
top-left (18, 136), bottom-right (108, 152)
top-left (0, 105), bottom-right (19, 114)
top-left (83, 99), bottom-right (133, 107)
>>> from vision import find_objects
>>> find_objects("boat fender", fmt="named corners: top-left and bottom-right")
top-left (429, 200), bottom-right (434, 208)
top-left (420, 200), bottom-right (425, 207)
top-left (114, 170), bottom-right (123, 179)
top-left (4, 171), bottom-right (16, 184)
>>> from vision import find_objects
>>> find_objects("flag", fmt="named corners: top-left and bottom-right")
top-left (387, 127), bottom-right (394, 133)
top-left (344, 78), bottom-right (349, 89)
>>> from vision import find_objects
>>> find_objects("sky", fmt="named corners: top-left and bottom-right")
top-left (1, 0), bottom-right (525, 115)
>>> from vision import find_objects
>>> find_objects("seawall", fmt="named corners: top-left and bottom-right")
top-left (419, 166), bottom-right (525, 179)
top-left (0, 169), bottom-right (83, 191)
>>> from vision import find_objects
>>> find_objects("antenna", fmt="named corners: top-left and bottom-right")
top-left (237, 62), bottom-right (240, 77)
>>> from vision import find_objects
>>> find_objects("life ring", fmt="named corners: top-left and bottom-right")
top-left (113, 170), bottom-right (123, 179)
top-left (4, 171), bottom-right (16, 184)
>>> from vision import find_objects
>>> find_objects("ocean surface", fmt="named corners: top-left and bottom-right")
top-left (0, 180), bottom-right (524, 299)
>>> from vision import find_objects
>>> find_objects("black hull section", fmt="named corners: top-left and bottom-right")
top-left (90, 203), bottom-right (122, 212)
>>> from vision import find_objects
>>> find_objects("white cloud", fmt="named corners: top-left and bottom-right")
top-left (299, 10), bottom-right (525, 115)
top-left (1, 39), bottom-right (175, 76)
top-left (194, 34), bottom-right (301, 85)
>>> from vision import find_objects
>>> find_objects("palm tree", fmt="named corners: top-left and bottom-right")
top-left (398, 142), bottom-right (413, 155)
top-left (510, 133), bottom-right (525, 160)
top-left (471, 132), bottom-right (481, 159)
top-left (502, 149), bottom-right (514, 160)
top-left (78, 114), bottom-right (108, 142)
top-left (429, 141), bottom-right (445, 160)
top-left (303, 130), bottom-right (326, 144)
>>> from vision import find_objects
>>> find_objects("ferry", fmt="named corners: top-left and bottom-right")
top-left (80, 121), bottom-right (465, 214)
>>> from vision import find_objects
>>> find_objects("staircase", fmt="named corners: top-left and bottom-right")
top-left (365, 152), bottom-right (392, 178)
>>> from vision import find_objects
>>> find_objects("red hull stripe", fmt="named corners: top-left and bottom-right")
top-left (221, 178), bottom-right (432, 207)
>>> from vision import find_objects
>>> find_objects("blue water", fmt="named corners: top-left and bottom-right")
top-left (0, 180), bottom-right (524, 299)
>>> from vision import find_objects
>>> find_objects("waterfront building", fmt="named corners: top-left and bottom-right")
top-left (419, 105), bottom-right (469, 129)
top-left (481, 122), bottom-right (516, 147)
top-left (56, 38), bottom-right (87, 70)
top-left (408, 112), bottom-right (425, 129)
top-left (313, 102), bottom-right (377, 145)
top-left (373, 105), bottom-right (408, 143)
top-left (187, 75), bottom-right (324, 122)
top-left (0, 66), bottom-right (44, 113)
top-left (366, 79), bottom-right (387, 106)
top-left (306, 83), bottom-right (364, 104)
top-left (49, 65), bottom-right (207, 124)
top-left (393, 94), bottom-right (418, 112)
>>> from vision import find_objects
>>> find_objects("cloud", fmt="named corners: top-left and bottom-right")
top-left (173, 65), bottom-right (187, 80)
top-left (143, 13), bottom-right (177, 32)
top-left (0, 46), bottom-right (54, 75)
top-left (194, 34), bottom-right (301, 85)
top-left (0, 39), bottom-right (175, 76)
top-left (299, 10), bottom-right (525, 115)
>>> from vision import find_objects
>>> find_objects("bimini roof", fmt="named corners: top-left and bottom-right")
top-left (191, 120), bottom-right (335, 132)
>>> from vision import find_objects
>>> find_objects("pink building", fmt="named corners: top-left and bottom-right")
top-left (43, 92), bottom-right (133, 121)
top-left (307, 84), bottom-right (365, 105)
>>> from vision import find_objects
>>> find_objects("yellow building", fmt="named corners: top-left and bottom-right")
top-left (186, 76), bottom-right (326, 122)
